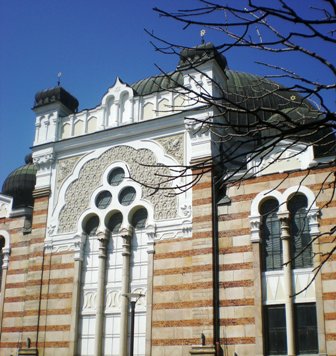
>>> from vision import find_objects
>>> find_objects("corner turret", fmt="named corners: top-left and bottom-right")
top-left (32, 86), bottom-right (79, 145)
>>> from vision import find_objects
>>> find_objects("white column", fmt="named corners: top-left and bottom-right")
top-left (94, 230), bottom-right (109, 356)
top-left (119, 227), bottom-right (132, 356)
top-left (249, 216), bottom-right (264, 356)
top-left (0, 247), bottom-right (10, 337)
top-left (69, 235), bottom-right (85, 356)
top-left (279, 213), bottom-right (295, 356)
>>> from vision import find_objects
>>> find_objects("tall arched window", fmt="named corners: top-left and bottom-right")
top-left (129, 207), bottom-right (148, 355)
top-left (260, 199), bottom-right (282, 271)
top-left (78, 215), bottom-right (100, 356)
top-left (288, 194), bottom-right (312, 269)
top-left (104, 213), bottom-right (124, 356)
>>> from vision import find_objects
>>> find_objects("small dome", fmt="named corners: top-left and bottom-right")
top-left (2, 155), bottom-right (37, 209)
top-left (33, 86), bottom-right (79, 113)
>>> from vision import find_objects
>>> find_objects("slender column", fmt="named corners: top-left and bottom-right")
top-left (69, 235), bottom-right (85, 356)
top-left (279, 213), bottom-right (295, 356)
top-left (94, 230), bottom-right (109, 356)
top-left (249, 216), bottom-right (264, 355)
top-left (0, 247), bottom-right (10, 337)
top-left (119, 227), bottom-right (132, 356)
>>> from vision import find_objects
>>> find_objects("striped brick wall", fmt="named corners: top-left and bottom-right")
top-left (218, 166), bottom-right (336, 355)
top-left (218, 184), bottom-right (256, 355)
top-left (151, 170), bottom-right (215, 356)
top-left (0, 195), bottom-right (76, 356)
top-left (0, 214), bottom-right (30, 354)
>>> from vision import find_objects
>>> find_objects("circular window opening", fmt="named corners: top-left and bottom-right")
top-left (131, 207), bottom-right (148, 229)
top-left (84, 215), bottom-right (99, 236)
top-left (108, 167), bottom-right (125, 186)
top-left (107, 212), bottom-right (123, 233)
top-left (95, 191), bottom-right (112, 209)
top-left (119, 186), bottom-right (136, 206)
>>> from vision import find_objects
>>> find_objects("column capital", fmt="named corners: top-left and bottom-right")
top-left (73, 234), bottom-right (86, 261)
top-left (1, 247), bottom-right (10, 270)
top-left (307, 208), bottom-right (320, 235)
top-left (120, 225), bottom-right (133, 239)
top-left (97, 230), bottom-right (109, 258)
top-left (277, 211), bottom-right (289, 222)
top-left (249, 215), bottom-right (261, 243)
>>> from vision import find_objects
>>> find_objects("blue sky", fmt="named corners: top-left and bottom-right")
top-left (0, 0), bottom-right (334, 186)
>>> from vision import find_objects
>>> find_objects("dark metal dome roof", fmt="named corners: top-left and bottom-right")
top-left (33, 86), bottom-right (79, 113)
top-left (132, 71), bottom-right (183, 96)
top-left (2, 154), bottom-right (37, 209)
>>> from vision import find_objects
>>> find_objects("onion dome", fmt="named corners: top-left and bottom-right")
top-left (2, 154), bottom-right (37, 209)
top-left (33, 86), bottom-right (79, 113)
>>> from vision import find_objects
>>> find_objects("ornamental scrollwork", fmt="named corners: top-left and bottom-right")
top-left (156, 134), bottom-right (184, 164)
top-left (33, 152), bottom-right (55, 170)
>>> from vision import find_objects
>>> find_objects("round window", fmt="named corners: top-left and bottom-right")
top-left (108, 167), bottom-right (125, 186)
top-left (84, 215), bottom-right (99, 236)
top-left (95, 191), bottom-right (112, 209)
top-left (119, 186), bottom-right (136, 206)
top-left (107, 212), bottom-right (123, 233)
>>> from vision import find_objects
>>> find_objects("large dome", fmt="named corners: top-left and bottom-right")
top-left (132, 43), bottom-right (334, 157)
top-left (2, 154), bottom-right (37, 209)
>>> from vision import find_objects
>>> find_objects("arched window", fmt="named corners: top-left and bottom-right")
top-left (106, 211), bottom-right (123, 234)
top-left (83, 215), bottom-right (99, 236)
top-left (260, 198), bottom-right (282, 271)
top-left (131, 208), bottom-right (148, 230)
top-left (288, 194), bottom-right (312, 269)
top-left (78, 215), bottom-right (100, 355)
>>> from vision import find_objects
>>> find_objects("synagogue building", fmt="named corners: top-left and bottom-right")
top-left (0, 43), bottom-right (335, 356)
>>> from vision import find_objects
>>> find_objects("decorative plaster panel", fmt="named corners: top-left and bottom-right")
top-left (58, 146), bottom-right (177, 233)
top-left (155, 134), bottom-right (184, 164)
top-left (56, 155), bottom-right (83, 191)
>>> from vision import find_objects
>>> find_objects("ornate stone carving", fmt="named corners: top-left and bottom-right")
top-left (82, 290), bottom-right (97, 312)
top-left (33, 152), bottom-right (55, 170)
top-left (0, 202), bottom-right (9, 218)
top-left (105, 289), bottom-right (122, 310)
top-left (1, 247), bottom-right (10, 269)
top-left (180, 204), bottom-right (191, 217)
top-left (249, 216), bottom-right (261, 243)
top-left (156, 134), bottom-right (184, 164)
top-left (103, 287), bottom-right (146, 311)
top-left (47, 224), bottom-right (56, 236)
top-left (307, 208), bottom-right (320, 235)
top-left (184, 117), bottom-right (210, 139)
top-left (56, 156), bottom-right (82, 191)
top-left (0, 196), bottom-right (13, 218)
top-left (58, 146), bottom-right (177, 233)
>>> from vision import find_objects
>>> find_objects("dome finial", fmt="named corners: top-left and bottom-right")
top-left (200, 29), bottom-right (206, 44)
top-left (57, 72), bottom-right (62, 87)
